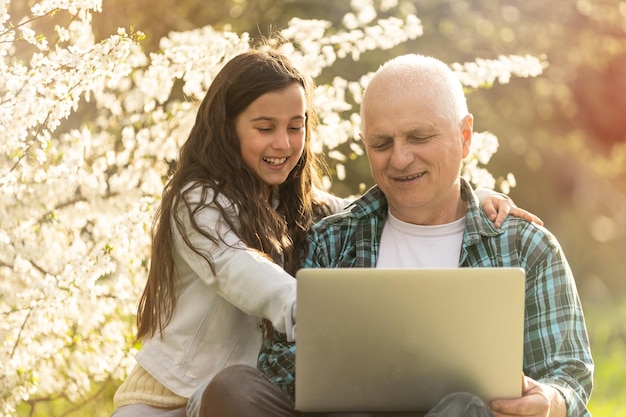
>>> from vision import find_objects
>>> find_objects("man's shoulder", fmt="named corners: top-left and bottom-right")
top-left (461, 179), bottom-right (554, 244)
top-left (488, 214), bottom-right (563, 255)
top-left (310, 207), bottom-right (359, 235)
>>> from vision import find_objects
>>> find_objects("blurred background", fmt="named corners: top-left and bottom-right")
top-left (86, 0), bottom-right (626, 301)
top-left (11, 0), bottom-right (626, 415)
top-left (87, 0), bottom-right (626, 413)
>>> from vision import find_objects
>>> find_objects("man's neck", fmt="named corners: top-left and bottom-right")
top-left (389, 188), bottom-right (467, 226)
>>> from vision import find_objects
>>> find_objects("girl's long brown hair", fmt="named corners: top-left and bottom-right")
top-left (136, 48), bottom-right (331, 340)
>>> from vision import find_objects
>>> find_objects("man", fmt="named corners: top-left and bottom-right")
top-left (207, 54), bottom-right (594, 417)
top-left (293, 54), bottom-right (593, 416)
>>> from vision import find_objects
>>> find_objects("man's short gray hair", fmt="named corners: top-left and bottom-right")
top-left (361, 54), bottom-right (469, 128)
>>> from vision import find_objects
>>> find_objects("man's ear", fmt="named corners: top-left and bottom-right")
top-left (359, 132), bottom-right (368, 152)
top-left (460, 114), bottom-right (473, 158)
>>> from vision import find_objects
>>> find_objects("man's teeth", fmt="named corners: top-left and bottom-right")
top-left (263, 157), bottom-right (288, 165)
top-left (399, 172), bottom-right (424, 180)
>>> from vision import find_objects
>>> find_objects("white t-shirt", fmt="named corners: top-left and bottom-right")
top-left (376, 211), bottom-right (465, 268)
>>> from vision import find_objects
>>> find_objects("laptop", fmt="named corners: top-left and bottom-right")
top-left (294, 267), bottom-right (526, 413)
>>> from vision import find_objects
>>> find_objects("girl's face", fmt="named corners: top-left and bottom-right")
top-left (235, 83), bottom-right (306, 187)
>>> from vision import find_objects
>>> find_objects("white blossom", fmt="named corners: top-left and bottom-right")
top-left (452, 54), bottom-right (547, 89)
top-left (470, 131), bottom-right (500, 165)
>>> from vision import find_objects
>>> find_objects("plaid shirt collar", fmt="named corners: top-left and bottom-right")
top-left (347, 177), bottom-right (504, 239)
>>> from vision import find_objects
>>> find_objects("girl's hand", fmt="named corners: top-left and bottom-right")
top-left (483, 195), bottom-right (543, 228)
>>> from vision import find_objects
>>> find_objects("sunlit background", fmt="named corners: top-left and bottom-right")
top-left (85, 0), bottom-right (626, 301)
top-left (6, 0), bottom-right (626, 415)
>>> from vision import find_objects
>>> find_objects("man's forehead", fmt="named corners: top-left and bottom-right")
top-left (364, 118), bottom-right (441, 138)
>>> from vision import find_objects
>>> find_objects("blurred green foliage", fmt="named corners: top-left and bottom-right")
top-left (583, 299), bottom-right (626, 416)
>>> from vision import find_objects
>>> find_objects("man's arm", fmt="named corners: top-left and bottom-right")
top-left (492, 224), bottom-right (594, 417)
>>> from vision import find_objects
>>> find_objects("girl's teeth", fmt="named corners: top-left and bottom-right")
top-left (264, 157), bottom-right (287, 165)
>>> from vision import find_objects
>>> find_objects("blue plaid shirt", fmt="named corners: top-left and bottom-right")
top-left (258, 178), bottom-right (593, 416)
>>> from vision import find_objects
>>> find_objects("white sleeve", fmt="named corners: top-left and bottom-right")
top-left (474, 187), bottom-right (510, 203)
top-left (313, 188), bottom-right (351, 214)
top-left (174, 186), bottom-right (297, 339)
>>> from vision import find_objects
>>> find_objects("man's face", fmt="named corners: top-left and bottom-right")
top-left (360, 83), bottom-right (472, 225)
